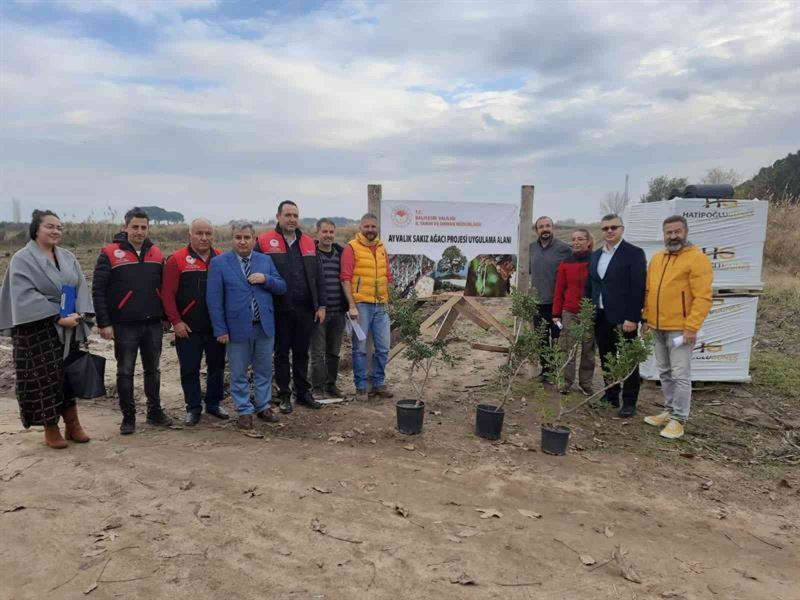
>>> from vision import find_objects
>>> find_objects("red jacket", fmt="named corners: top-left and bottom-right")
top-left (552, 252), bottom-right (591, 317)
top-left (162, 245), bottom-right (221, 333)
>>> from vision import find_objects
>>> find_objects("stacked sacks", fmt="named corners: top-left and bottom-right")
top-left (624, 198), bottom-right (767, 290)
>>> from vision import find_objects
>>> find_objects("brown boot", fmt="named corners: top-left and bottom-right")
top-left (63, 405), bottom-right (90, 443)
top-left (44, 424), bottom-right (68, 449)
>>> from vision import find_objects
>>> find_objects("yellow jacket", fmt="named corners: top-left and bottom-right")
top-left (643, 245), bottom-right (713, 332)
top-left (348, 234), bottom-right (389, 304)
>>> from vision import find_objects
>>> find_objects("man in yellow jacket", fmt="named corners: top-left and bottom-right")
top-left (341, 213), bottom-right (394, 402)
top-left (641, 215), bottom-right (713, 439)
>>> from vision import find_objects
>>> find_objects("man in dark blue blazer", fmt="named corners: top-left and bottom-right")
top-left (207, 221), bottom-right (287, 429)
top-left (585, 214), bottom-right (647, 417)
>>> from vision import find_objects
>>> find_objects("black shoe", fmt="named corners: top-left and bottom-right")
top-left (146, 410), bottom-right (173, 427)
top-left (120, 416), bottom-right (136, 435)
top-left (278, 395), bottom-right (293, 414)
top-left (205, 405), bottom-right (230, 420)
top-left (618, 405), bottom-right (637, 418)
top-left (603, 395), bottom-right (620, 408)
top-left (184, 411), bottom-right (201, 426)
top-left (297, 394), bottom-right (322, 409)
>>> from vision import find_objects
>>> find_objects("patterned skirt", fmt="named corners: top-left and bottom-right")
top-left (12, 318), bottom-right (74, 428)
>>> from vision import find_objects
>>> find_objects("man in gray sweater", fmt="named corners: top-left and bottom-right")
top-left (528, 216), bottom-right (572, 379)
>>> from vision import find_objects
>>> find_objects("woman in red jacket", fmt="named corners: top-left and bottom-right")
top-left (552, 229), bottom-right (595, 395)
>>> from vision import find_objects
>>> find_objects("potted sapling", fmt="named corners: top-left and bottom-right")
top-left (541, 320), bottom-right (654, 455)
top-left (389, 290), bottom-right (455, 435)
top-left (537, 298), bottom-right (595, 454)
top-left (475, 289), bottom-right (544, 440)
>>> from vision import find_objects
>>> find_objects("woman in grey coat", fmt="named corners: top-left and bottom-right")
top-left (0, 210), bottom-right (94, 448)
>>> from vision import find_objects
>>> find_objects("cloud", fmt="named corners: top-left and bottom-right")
top-left (1, 0), bottom-right (799, 223)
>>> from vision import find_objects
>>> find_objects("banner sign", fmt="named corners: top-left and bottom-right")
top-left (381, 200), bottom-right (519, 260)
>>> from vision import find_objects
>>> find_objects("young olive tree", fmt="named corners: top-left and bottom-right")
top-left (540, 297), bottom-right (596, 394)
top-left (496, 288), bottom-right (545, 411)
top-left (561, 328), bottom-right (654, 418)
top-left (389, 289), bottom-right (456, 407)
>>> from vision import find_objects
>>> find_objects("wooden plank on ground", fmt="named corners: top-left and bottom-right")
top-left (461, 296), bottom-right (514, 341)
top-left (471, 342), bottom-right (509, 353)
top-left (388, 342), bottom-right (406, 363)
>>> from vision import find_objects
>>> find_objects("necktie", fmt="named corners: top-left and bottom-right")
top-left (242, 257), bottom-right (261, 322)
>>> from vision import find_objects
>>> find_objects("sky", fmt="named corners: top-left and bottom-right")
top-left (1, 0), bottom-right (798, 224)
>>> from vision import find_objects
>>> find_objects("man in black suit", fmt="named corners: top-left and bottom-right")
top-left (585, 214), bottom-right (646, 417)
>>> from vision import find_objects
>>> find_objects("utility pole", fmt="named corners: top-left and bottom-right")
top-left (624, 174), bottom-right (629, 206)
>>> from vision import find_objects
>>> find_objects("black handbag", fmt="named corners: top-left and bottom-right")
top-left (63, 350), bottom-right (106, 399)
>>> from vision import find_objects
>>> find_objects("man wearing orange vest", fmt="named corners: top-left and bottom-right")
top-left (341, 213), bottom-right (394, 402)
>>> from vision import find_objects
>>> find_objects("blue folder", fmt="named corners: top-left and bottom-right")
top-left (60, 285), bottom-right (77, 317)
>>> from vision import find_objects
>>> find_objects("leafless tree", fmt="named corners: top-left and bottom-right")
top-left (599, 191), bottom-right (629, 216)
top-left (702, 167), bottom-right (740, 186)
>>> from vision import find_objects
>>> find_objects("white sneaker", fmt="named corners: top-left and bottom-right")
top-left (644, 411), bottom-right (671, 427)
top-left (659, 419), bottom-right (685, 439)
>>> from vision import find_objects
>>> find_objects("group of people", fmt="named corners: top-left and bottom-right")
top-left (0, 203), bottom-right (395, 447)
top-left (530, 213), bottom-right (713, 439)
top-left (0, 204), bottom-right (712, 449)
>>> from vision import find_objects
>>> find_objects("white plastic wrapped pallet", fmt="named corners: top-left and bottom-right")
top-left (624, 198), bottom-right (768, 289)
top-left (640, 295), bottom-right (759, 382)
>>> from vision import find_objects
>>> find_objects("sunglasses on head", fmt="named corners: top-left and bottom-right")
top-left (601, 225), bottom-right (621, 232)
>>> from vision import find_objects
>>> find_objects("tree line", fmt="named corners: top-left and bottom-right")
top-left (600, 149), bottom-right (799, 215)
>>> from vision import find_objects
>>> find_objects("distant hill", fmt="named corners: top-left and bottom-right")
top-left (736, 150), bottom-right (800, 203)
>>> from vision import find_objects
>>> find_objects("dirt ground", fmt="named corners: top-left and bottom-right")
top-left (1, 282), bottom-right (799, 599)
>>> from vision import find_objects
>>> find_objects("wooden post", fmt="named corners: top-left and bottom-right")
top-left (517, 185), bottom-right (534, 292)
top-left (368, 184), bottom-right (382, 226)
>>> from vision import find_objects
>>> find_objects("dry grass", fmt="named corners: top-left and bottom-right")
top-left (0, 221), bottom-right (361, 250)
top-left (763, 200), bottom-right (800, 275)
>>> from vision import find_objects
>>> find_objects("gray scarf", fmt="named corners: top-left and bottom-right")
top-left (0, 240), bottom-right (94, 356)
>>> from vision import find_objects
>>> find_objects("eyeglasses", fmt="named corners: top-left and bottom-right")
top-left (601, 225), bottom-right (621, 232)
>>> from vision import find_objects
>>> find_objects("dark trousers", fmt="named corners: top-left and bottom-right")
top-left (175, 332), bottom-right (226, 414)
top-left (114, 321), bottom-right (163, 418)
top-left (274, 309), bottom-right (315, 398)
top-left (594, 309), bottom-right (640, 407)
top-left (533, 303), bottom-right (561, 374)
top-left (309, 311), bottom-right (345, 390)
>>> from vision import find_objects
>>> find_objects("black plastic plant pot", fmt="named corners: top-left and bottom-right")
top-left (396, 400), bottom-right (425, 435)
top-left (475, 404), bottom-right (505, 440)
top-left (540, 424), bottom-right (570, 455)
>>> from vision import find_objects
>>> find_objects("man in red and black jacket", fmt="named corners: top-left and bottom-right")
top-left (92, 207), bottom-right (172, 435)
top-left (162, 218), bottom-right (229, 427)
top-left (256, 200), bottom-right (327, 413)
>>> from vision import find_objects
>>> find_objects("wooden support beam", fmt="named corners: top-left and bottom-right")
top-left (517, 185), bottom-right (534, 292)
top-left (368, 184), bottom-right (382, 229)
top-left (389, 295), bottom-right (461, 363)
top-left (453, 299), bottom-right (491, 330)
top-left (388, 341), bottom-right (406, 362)
top-left (471, 342), bottom-right (509, 353)
top-left (419, 295), bottom-right (462, 332)
top-left (461, 296), bottom-right (515, 341)
top-left (433, 306), bottom-right (460, 340)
